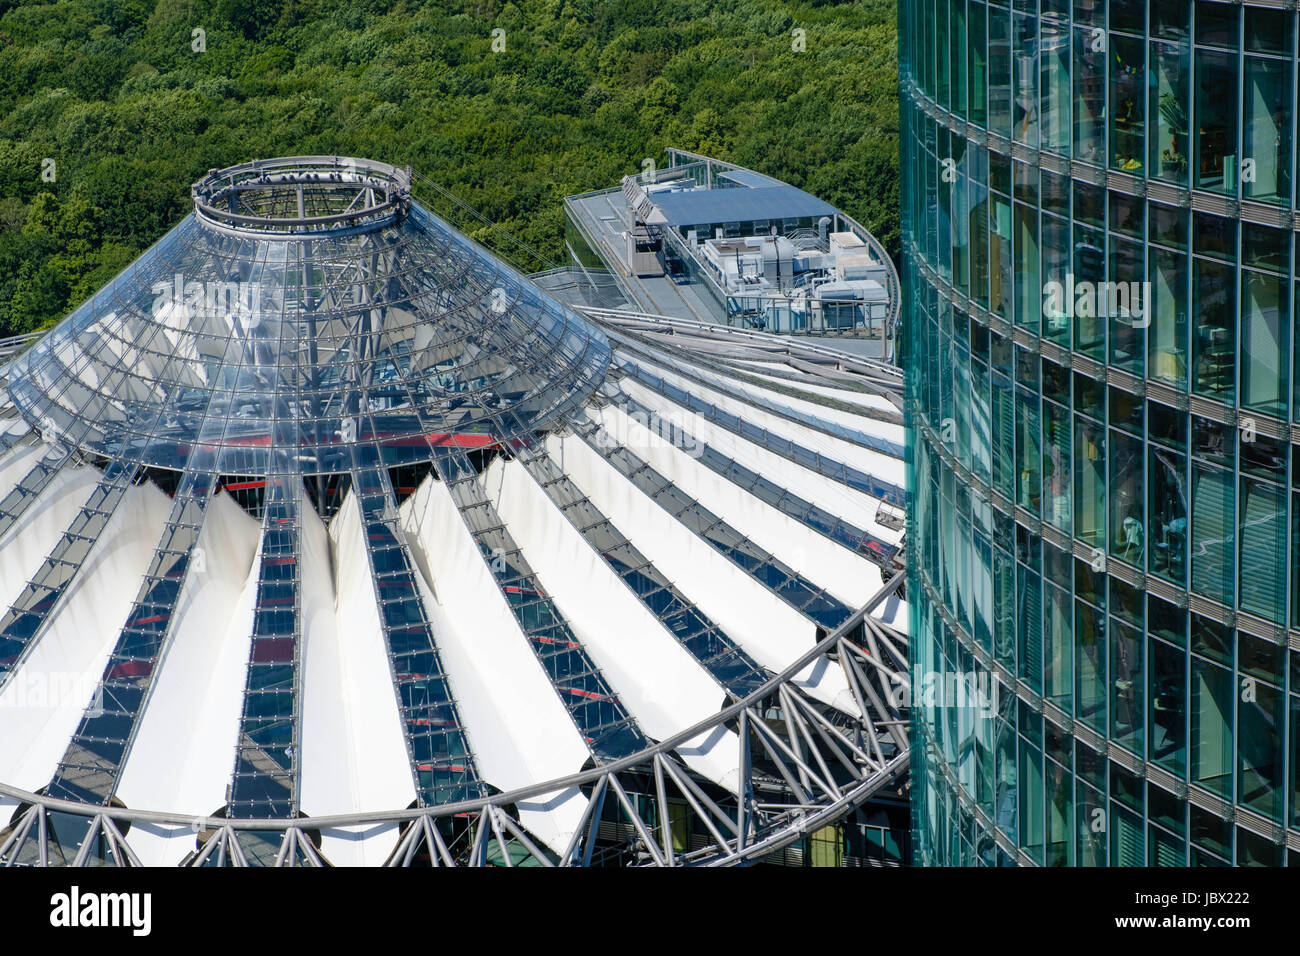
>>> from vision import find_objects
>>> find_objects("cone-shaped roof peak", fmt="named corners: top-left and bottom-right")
top-left (8, 156), bottom-right (611, 486)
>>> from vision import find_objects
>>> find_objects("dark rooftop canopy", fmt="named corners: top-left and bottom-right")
top-left (649, 184), bottom-right (837, 230)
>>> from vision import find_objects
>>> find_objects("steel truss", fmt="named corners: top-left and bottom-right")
top-left (0, 576), bottom-right (908, 867)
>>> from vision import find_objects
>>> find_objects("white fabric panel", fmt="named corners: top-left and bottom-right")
top-left (594, 403), bottom-right (881, 607)
top-left (622, 375), bottom-right (901, 547)
top-left (117, 491), bottom-right (260, 866)
top-left (0, 418), bottom-right (31, 440)
top-left (0, 442), bottom-right (46, 500)
top-left (630, 357), bottom-right (905, 487)
top-left (0, 480), bottom-right (171, 795)
top-left (483, 457), bottom-right (741, 793)
top-left (121, 822), bottom-right (196, 868)
top-left (299, 493), bottom-right (412, 867)
top-left (724, 371), bottom-right (905, 445)
top-left (742, 368), bottom-right (900, 416)
top-left (0, 462), bottom-right (99, 611)
top-left (551, 424), bottom-right (857, 715)
top-left (872, 594), bottom-right (907, 630)
top-left (399, 476), bottom-right (590, 854)
top-left (317, 823), bottom-right (406, 866)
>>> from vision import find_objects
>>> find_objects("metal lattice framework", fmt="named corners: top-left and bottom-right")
top-left (0, 577), bottom-right (906, 867)
top-left (0, 157), bottom-right (910, 867)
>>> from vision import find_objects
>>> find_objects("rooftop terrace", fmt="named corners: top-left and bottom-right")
top-left (562, 149), bottom-right (899, 360)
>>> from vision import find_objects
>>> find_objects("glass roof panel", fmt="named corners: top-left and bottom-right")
top-left (6, 158), bottom-right (612, 495)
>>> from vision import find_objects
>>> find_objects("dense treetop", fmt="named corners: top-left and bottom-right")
top-left (0, 0), bottom-right (898, 336)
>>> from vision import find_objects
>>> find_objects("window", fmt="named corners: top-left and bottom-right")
top-left (1108, 235), bottom-right (1145, 374)
top-left (1013, 12), bottom-right (1038, 147)
top-left (1019, 565), bottom-right (1043, 691)
top-left (1072, 24), bottom-right (1105, 164)
top-left (1110, 804), bottom-right (1144, 867)
top-left (808, 823), bottom-right (844, 867)
top-left (1149, 637), bottom-right (1186, 776)
top-left (1040, 13), bottom-right (1069, 153)
top-left (1195, 2), bottom-right (1238, 49)
top-left (1242, 56), bottom-right (1291, 204)
top-left (1075, 599), bottom-right (1106, 733)
top-left (1014, 202), bottom-right (1039, 333)
top-left (1148, 444), bottom-right (1187, 585)
top-left (1194, 50), bottom-right (1239, 195)
top-left (1074, 417), bottom-right (1106, 546)
top-left (1110, 617), bottom-right (1143, 753)
top-left (1046, 756), bottom-right (1072, 865)
top-left (1191, 656), bottom-right (1233, 798)
top-left (1192, 258), bottom-right (1236, 401)
top-left (1110, 35), bottom-right (1145, 172)
top-left (1044, 582), bottom-right (1072, 707)
top-left (1073, 224), bottom-right (1105, 358)
top-left (1240, 270), bottom-right (1288, 417)
top-left (1108, 430), bottom-right (1143, 564)
top-left (1041, 214), bottom-right (1069, 345)
top-left (1016, 389), bottom-right (1041, 514)
top-left (1042, 399), bottom-right (1071, 530)
top-left (1246, 8), bottom-right (1293, 57)
top-left (1291, 694), bottom-right (1300, 827)
top-left (969, 3), bottom-right (987, 125)
top-left (1238, 676), bottom-right (1284, 822)
top-left (988, 5), bottom-right (1012, 138)
top-left (951, 0), bottom-right (967, 117)
top-left (1152, 0), bottom-right (1190, 42)
top-left (1019, 737), bottom-right (1044, 862)
top-left (1191, 465), bottom-right (1234, 604)
top-left (990, 196), bottom-right (1012, 318)
top-left (1238, 478), bottom-right (1286, 624)
top-left (1149, 40), bottom-right (1190, 185)
top-left (971, 181), bottom-right (990, 307)
top-left (1148, 246), bottom-right (1188, 388)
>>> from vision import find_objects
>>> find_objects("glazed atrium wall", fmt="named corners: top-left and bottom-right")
top-left (901, 0), bottom-right (1300, 865)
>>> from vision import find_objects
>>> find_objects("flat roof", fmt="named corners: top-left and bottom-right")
top-left (717, 168), bottom-right (783, 188)
top-left (651, 185), bottom-right (837, 230)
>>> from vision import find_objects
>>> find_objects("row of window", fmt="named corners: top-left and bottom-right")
top-left (913, 539), bottom-right (1300, 854)
top-left (910, 279), bottom-right (1300, 627)
top-left (903, 0), bottom-right (1300, 207)
top-left (907, 110), bottom-right (1300, 421)
top-left (915, 736), bottom-right (1297, 866)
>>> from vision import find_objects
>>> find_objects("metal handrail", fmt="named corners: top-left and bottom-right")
top-left (0, 575), bottom-right (905, 832)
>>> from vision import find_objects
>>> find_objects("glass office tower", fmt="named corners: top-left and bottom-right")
top-left (901, 0), bottom-right (1300, 865)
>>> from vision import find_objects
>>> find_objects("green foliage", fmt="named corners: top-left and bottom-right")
top-left (0, 0), bottom-right (899, 336)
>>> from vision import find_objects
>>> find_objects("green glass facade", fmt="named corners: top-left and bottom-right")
top-left (901, 0), bottom-right (1300, 865)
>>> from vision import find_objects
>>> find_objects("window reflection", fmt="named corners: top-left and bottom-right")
top-left (1192, 657), bottom-right (1233, 798)
top-left (1238, 478), bottom-right (1286, 624)
top-left (1072, 24), bottom-right (1105, 163)
top-left (1149, 444), bottom-right (1187, 585)
top-left (1150, 40), bottom-right (1190, 184)
top-left (1074, 416), bottom-right (1105, 546)
top-left (1149, 637), bottom-right (1186, 776)
top-left (1191, 465), bottom-right (1234, 604)
top-left (1192, 258), bottom-right (1236, 401)
top-left (1242, 56), bottom-right (1291, 204)
top-left (1109, 34), bottom-right (1144, 172)
top-left (1194, 49), bottom-right (1239, 195)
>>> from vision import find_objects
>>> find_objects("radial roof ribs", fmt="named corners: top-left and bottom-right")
top-left (5, 157), bottom-right (612, 497)
top-left (0, 157), bottom-right (911, 867)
